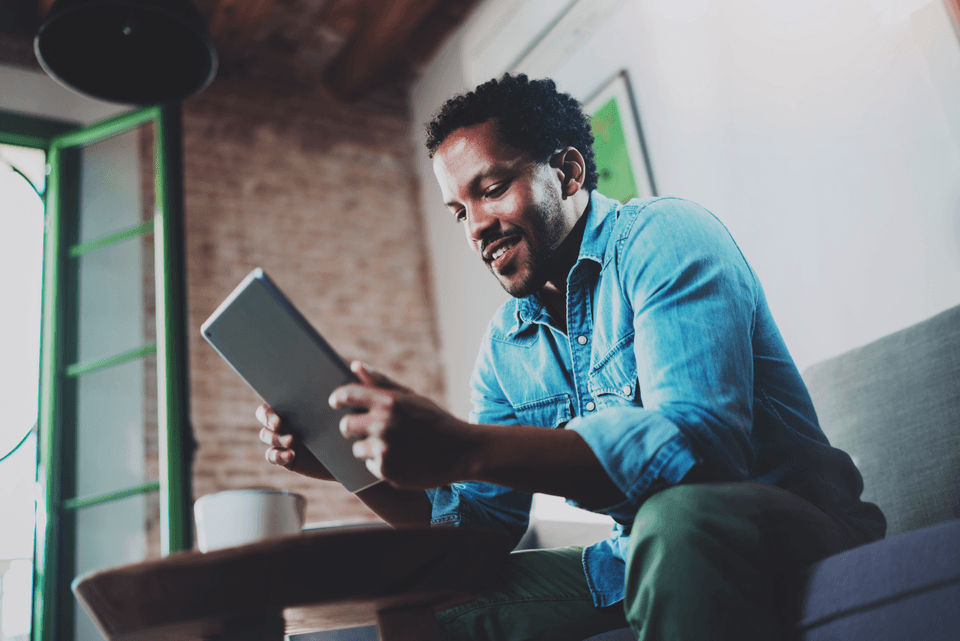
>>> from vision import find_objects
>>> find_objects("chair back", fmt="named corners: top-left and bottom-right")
top-left (802, 304), bottom-right (960, 537)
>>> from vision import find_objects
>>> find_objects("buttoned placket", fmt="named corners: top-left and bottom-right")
top-left (566, 259), bottom-right (597, 417)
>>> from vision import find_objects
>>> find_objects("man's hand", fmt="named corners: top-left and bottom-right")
top-left (256, 403), bottom-right (336, 481)
top-left (259, 360), bottom-right (624, 510)
top-left (330, 361), bottom-right (479, 489)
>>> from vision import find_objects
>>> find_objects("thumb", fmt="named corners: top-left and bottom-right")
top-left (350, 360), bottom-right (408, 391)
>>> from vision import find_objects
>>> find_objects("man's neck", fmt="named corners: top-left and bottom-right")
top-left (539, 195), bottom-right (592, 329)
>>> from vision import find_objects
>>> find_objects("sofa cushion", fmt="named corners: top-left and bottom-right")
top-left (585, 522), bottom-right (960, 641)
top-left (791, 518), bottom-right (960, 640)
top-left (802, 304), bottom-right (960, 536)
top-left (582, 627), bottom-right (636, 641)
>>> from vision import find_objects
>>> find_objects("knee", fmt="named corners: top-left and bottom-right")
top-left (631, 484), bottom-right (715, 545)
top-left (625, 484), bottom-right (765, 589)
top-left (625, 483), bottom-right (757, 582)
top-left (622, 486), bottom-right (720, 632)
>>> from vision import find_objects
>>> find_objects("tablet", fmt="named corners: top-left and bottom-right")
top-left (200, 268), bottom-right (381, 493)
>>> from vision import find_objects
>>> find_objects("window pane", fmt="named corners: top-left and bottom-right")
top-left (0, 149), bottom-right (44, 458)
top-left (76, 124), bottom-right (154, 244)
top-left (74, 232), bottom-right (156, 366)
top-left (0, 143), bottom-right (45, 194)
top-left (75, 354), bottom-right (157, 499)
top-left (0, 144), bottom-right (44, 641)
top-left (73, 491), bottom-right (160, 641)
top-left (0, 432), bottom-right (37, 641)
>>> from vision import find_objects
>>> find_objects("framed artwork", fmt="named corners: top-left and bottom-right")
top-left (584, 71), bottom-right (657, 202)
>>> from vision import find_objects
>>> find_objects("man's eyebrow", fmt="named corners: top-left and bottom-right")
top-left (444, 167), bottom-right (505, 208)
top-left (443, 163), bottom-right (507, 207)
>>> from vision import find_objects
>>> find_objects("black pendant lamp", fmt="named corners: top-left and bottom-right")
top-left (35, 0), bottom-right (218, 105)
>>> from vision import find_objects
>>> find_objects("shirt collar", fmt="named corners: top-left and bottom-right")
top-left (579, 190), bottom-right (620, 266)
top-left (513, 190), bottom-right (620, 328)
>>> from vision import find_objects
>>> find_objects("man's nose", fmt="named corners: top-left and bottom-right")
top-left (465, 206), bottom-right (498, 245)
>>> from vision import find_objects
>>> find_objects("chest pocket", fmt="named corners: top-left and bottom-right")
top-left (514, 393), bottom-right (573, 428)
top-left (588, 333), bottom-right (639, 410)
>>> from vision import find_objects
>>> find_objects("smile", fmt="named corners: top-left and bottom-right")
top-left (484, 237), bottom-right (520, 268)
top-left (483, 235), bottom-right (520, 261)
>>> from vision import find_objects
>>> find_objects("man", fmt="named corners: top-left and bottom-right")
top-left (256, 74), bottom-right (885, 640)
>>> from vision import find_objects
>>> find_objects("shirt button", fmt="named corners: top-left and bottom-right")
top-left (585, 401), bottom-right (596, 411)
top-left (622, 385), bottom-right (632, 395)
top-left (577, 335), bottom-right (588, 345)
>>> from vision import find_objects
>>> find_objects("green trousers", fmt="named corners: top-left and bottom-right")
top-left (435, 483), bottom-right (866, 641)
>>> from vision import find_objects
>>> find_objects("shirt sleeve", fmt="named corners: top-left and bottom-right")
top-left (425, 328), bottom-right (533, 549)
top-left (568, 198), bottom-right (758, 522)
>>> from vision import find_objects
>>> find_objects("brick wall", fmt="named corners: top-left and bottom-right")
top-left (182, 77), bottom-right (444, 526)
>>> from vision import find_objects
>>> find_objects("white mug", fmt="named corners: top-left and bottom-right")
top-left (194, 489), bottom-right (306, 552)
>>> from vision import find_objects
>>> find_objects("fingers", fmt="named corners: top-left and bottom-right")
top-left (254, 404), bottom-right (338, 481)
top-left (336, 393), bottom-right (388, 480)
top-left (351, 436), bottom-right (384, 462)
top-left (265, 446), bottom-right (295, 467)
top-left (350, 360), bottom-right (408, 392)
top-left (257, 403), bottom-right (294, 468)
top-left (259, 426), bottom-right (294, 449)
top-left (364, 459), bottom-right (384, 479)
top-left (256, 403), bottom-right (281, 430)
top-left (329, 382), bottom-right (401, 415)
top-left (351, 438), bottom-right (386, 480)
top-left (329, 362), bottom-right (410, 416)
top-left (339, 412), bottom-right (389, 441)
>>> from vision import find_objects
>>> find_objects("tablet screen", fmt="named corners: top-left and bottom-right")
top-left (201, 268), bottom-right (381, 492)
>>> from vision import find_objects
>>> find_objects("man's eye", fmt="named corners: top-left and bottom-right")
top-left (455, 210), bottom-right (466, 223)
top-left (485, 182), bottom-right (508, 198)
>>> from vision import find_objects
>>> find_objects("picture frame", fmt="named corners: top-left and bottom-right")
top-left (583, 71), bottom-right (657, 202)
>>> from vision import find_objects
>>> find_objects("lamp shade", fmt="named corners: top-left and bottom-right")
top-left (35, 0), bottom-right (217, 105)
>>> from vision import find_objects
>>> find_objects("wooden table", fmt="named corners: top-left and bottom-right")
top-left (72, 525), bottom-right (512, 641)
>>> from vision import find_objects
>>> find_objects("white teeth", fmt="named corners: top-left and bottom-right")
top-left (490, 241), bottom-right (516, 261)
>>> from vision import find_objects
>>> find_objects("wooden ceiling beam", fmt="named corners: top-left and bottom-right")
top-left (38, 0), bottom-right (54, 19)
top-left (25, 0), bottom-right (480, 102)
top-left (322, 0), bottom-right (446, 100)
top-left (204, 0), bottom-right (277, 53)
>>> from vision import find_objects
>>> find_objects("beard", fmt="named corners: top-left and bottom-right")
top-left (487, 190), bottom-right (569, 299)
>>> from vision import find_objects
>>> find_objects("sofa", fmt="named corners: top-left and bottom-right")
top-left (588, 302), bottom-right (960, 640)
top-left (296, 304), bottom-right (960, 641)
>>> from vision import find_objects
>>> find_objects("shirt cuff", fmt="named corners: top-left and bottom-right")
top-left (567, 408), bottom-right (701, 522)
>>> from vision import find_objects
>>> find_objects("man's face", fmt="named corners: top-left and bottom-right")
top-left (432, 120), bottom-right (575, 298)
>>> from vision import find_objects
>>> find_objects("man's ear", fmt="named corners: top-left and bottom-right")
top-left (551, 147), bottom-right (586, 198)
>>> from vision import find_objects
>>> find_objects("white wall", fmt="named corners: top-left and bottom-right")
top-left (0, 64), bottom-right (128, 124)
top-left (412, 0), bottom-right (960, 420)
top-left (412, 28), bottom-right (511, 423)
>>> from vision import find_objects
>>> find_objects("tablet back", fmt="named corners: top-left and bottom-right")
top-left (201, 268), bottom-right (380, 492)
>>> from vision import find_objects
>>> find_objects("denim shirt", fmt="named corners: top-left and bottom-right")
top-left (427, 192), bottom-right (885, 607)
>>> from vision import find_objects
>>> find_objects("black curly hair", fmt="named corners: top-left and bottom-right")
top-left (425, 73), bottom-right (599, 192)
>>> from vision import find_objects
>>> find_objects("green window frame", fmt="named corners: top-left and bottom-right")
top-left (0, 105), bottom-right (194, 641)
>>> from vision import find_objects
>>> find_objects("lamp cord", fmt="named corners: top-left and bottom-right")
top-left (0, 425), bottom-right (36, 465)
top-left (0, 156), bottom-right (43, 198)
top-left (0, 158), bottom-right (44, 465)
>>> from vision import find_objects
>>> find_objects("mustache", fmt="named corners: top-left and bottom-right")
top-left (479, 226), bottom-right (523, 256)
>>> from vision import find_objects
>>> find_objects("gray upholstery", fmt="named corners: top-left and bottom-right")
top-left (583, 628), bottom-right (637, 641)
top-left (801, 304), bottom-right (960, 536)
top-left (587, 304), bottom-right (960, 641)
